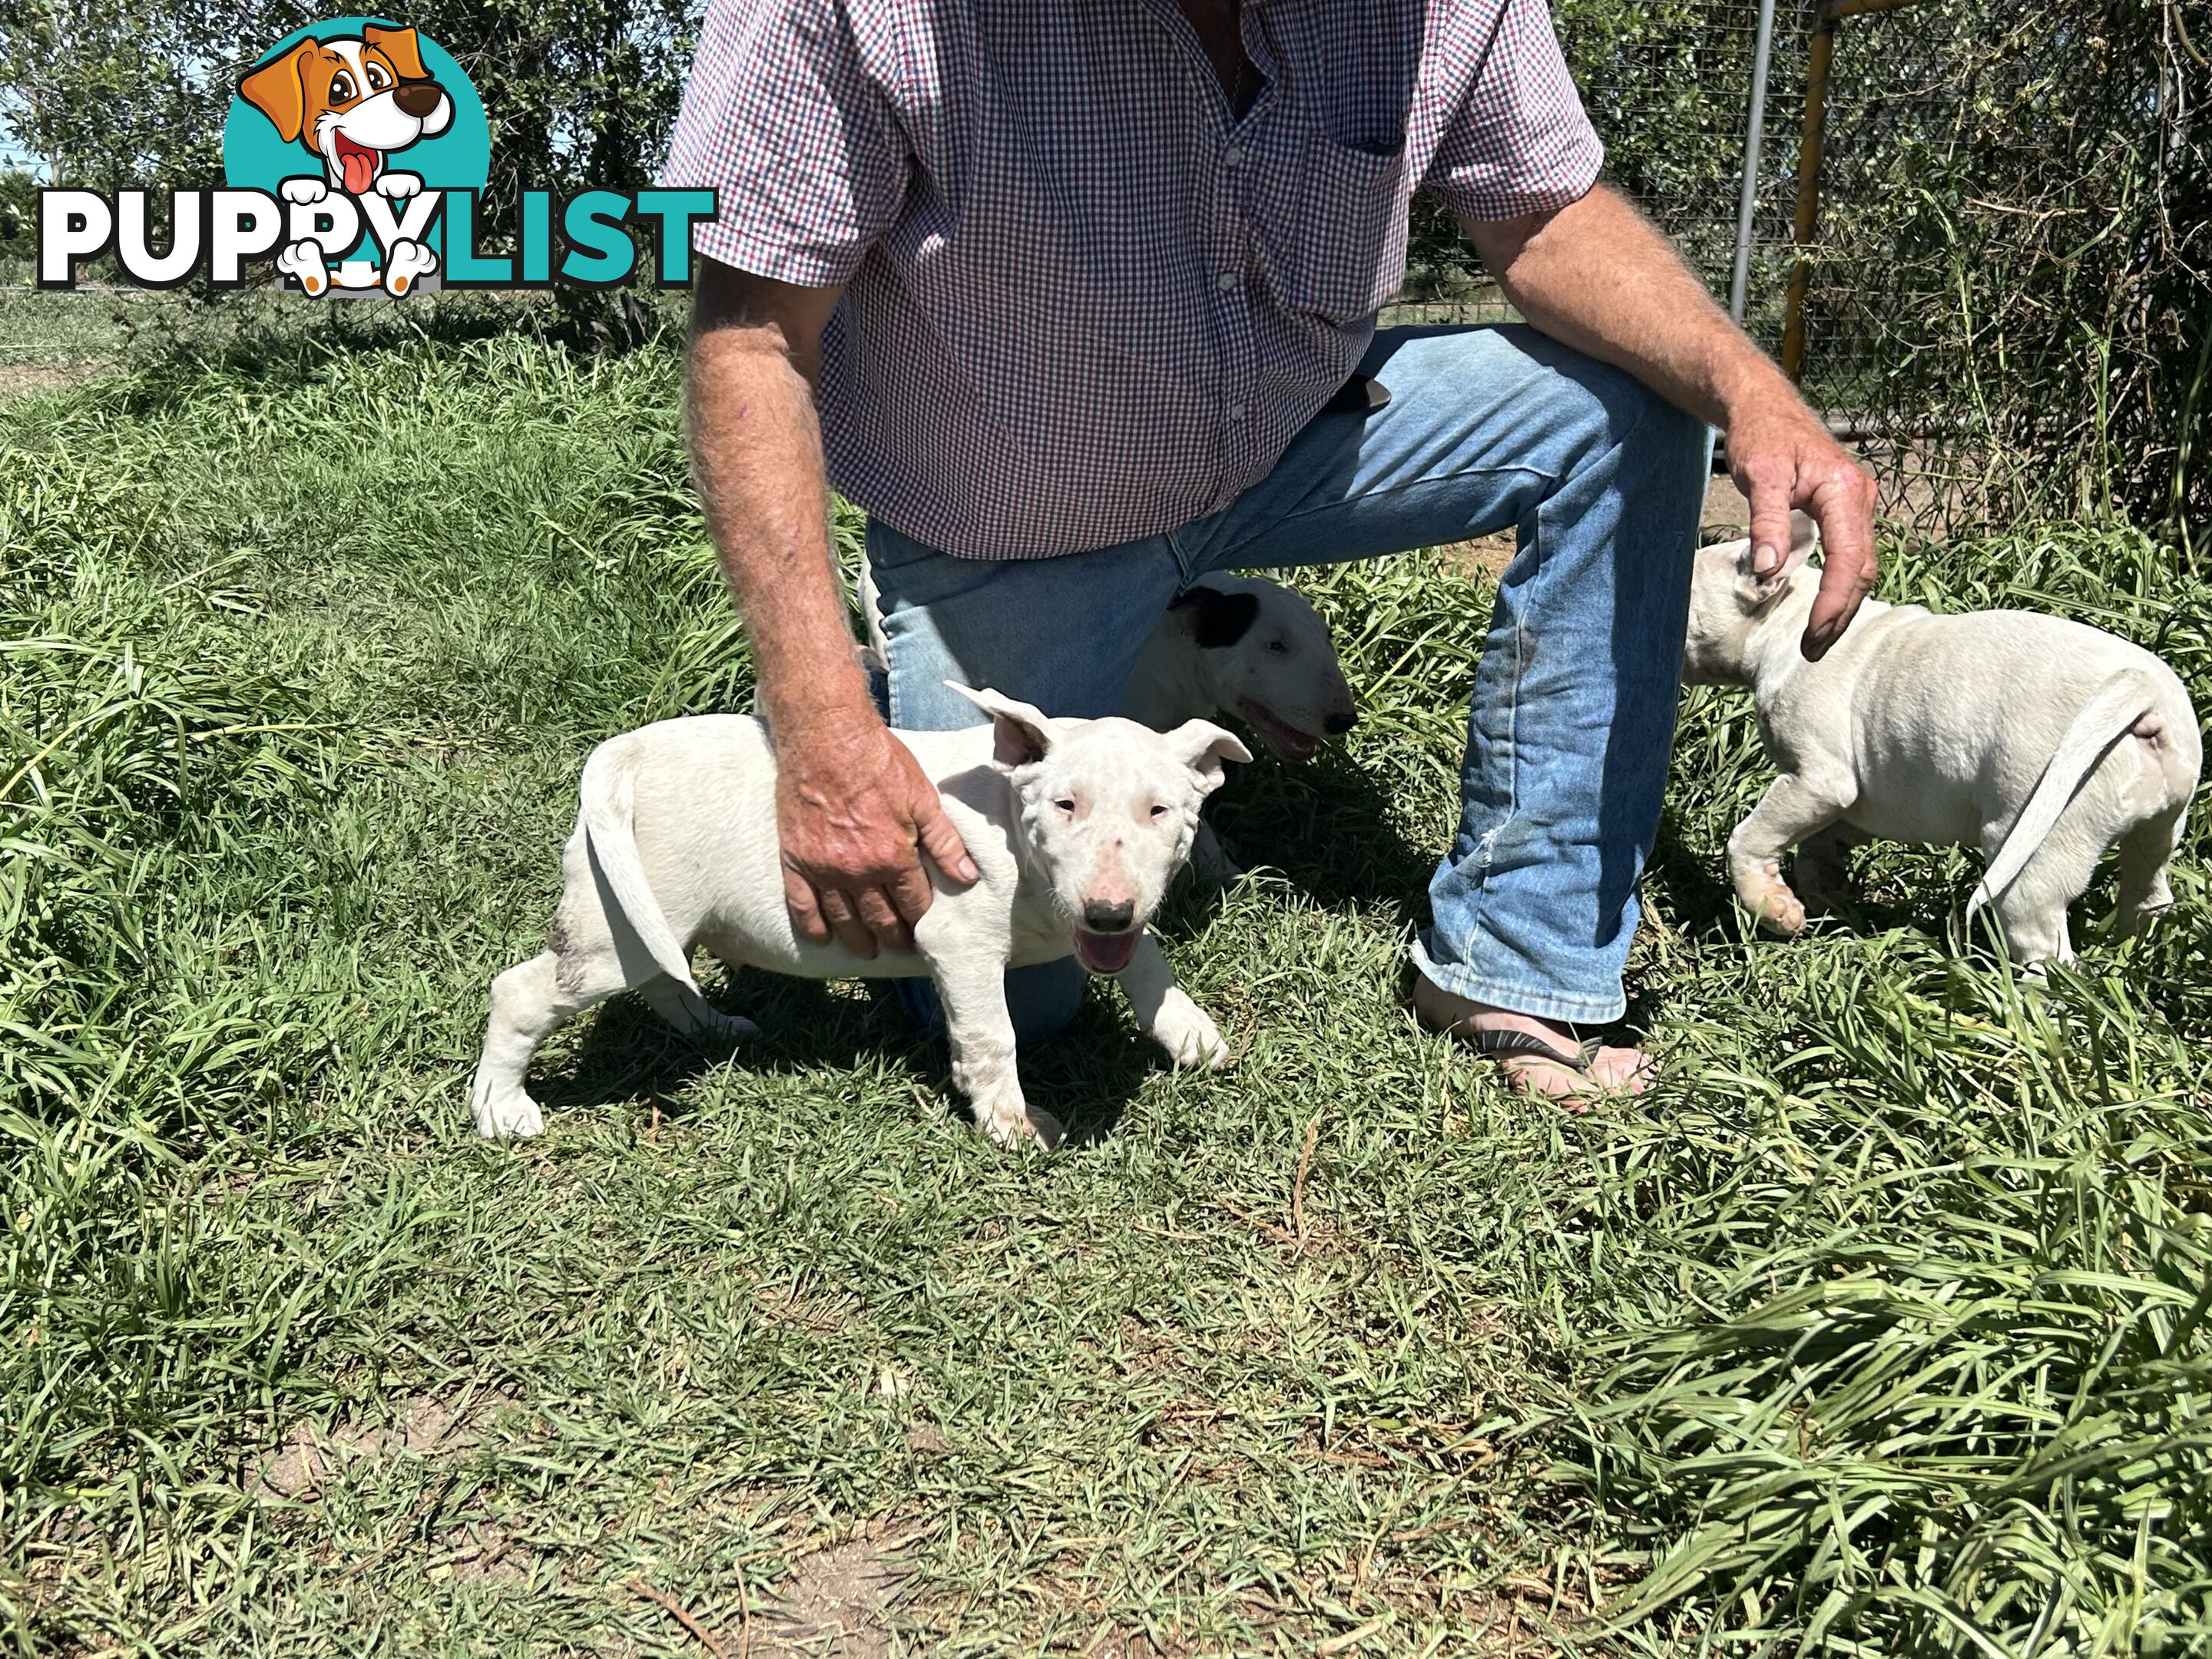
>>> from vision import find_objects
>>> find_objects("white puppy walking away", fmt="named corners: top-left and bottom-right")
top-left (472, 686), bottom-right (1250, 1149)
top-left (1684, 513), bottom-right (2200, 966)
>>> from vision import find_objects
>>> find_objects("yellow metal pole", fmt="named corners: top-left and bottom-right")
top-left (1780, 1), bottom-right (1836, 382)
top-left (1778, 0), bottom-right (1926, 382)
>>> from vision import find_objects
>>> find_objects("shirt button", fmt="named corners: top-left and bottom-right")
top-left (1224, 146), bottom-right (1247, 167)
top-left (1216, 271), bottom-right (1240, 291)
top-left (1227, 402), bottom-right (1247, 420)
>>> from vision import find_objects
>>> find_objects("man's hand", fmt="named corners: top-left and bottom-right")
top-left (1462, 186), bottom-right (1883, 660)
top-left (775, 711), bottom-right (980, 957)
top-left (1723, 390), bottom-right (1879, 660)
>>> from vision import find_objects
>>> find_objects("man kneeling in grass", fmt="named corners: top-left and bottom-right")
top-left (665, 0), bottom-right (1880, 1102)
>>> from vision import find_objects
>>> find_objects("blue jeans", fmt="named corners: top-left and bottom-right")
top-left (870, 323), bottom-right (1708, 1037)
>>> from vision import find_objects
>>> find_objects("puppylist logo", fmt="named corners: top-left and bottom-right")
top-left (38, 17), bottom-right (714, 296)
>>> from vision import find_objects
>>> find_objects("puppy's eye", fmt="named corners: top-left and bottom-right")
top-left (1054, 797), bottom-right (1077, 815)
top-left (329, 71), bottom-right (356, 102)
top-left (1267, 639), bottom-right (1291, 655)
top-left (1149, 803), bottom-right (1172, 823)
top-left (366, 64), bottom-right (389, 90)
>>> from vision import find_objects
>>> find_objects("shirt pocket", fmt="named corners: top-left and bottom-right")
top-left (1273, 135), bottom-right (1411, 325)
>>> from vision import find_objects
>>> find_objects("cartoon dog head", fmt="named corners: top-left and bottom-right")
top-left (240, 25), bottom-right (452, 196)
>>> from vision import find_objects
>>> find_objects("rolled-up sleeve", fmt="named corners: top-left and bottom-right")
top-left (662, 0), bottom-right (911, 286)
top-left (1422, 0), bottom-right (1604, 222)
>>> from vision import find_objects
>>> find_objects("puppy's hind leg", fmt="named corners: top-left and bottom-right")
top-left (2113, 799), bottom-right (2186, 938)
top-left (1983, 833), bottom-right (2103, 972)
top-left (471, 945), bottom-right (627, 1139)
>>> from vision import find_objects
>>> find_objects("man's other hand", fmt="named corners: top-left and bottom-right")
top-left (1725, 392), bottom-right (1880, 661)
top-left (773, 712), bottom-right (981, 957)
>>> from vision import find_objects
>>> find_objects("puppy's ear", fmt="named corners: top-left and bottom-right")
top-left (1732, 516), bottom-right (1820, 613)
top-left (945, 682), bottom-right (1057, 767)
top-left (1789, 508), bottom-right (1820, 556)
top-left (1166, 719), bottom-right (1253, 796)
top-left (363, 24), bottom-right (430, 79)
top-left (240, 42), bottom-right (316, 144)
top-left (1169, 584), bottom-right (1260, 650)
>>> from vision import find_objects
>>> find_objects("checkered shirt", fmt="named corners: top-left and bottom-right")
top-left (665, 0), bottom-right (1604, 560)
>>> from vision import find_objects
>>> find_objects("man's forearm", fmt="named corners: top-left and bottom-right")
top-left (684, 322), bottom-right (874, 738)
top-left (1462, 184), bottom-right (1788, 429)
top-left (1464, 183), bottom-right (1879, 657)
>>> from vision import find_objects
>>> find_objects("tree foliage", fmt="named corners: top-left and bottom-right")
top-left (2, 0), bottom-right (2204, 528)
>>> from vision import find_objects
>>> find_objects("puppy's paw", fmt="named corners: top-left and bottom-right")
top-left (275, 240), bottom-right (330, 296)
top-left (1151, 992), bottom-right (1231, 1070)
top-left (473, 1088), bottom-right (545, 1139)
top-left (376, 171), bottom-right (423, 200)
top-left (973, 1091), bottom-right (1041, 1151)
top-left (280, 177), bottom-right (329, 204)
top-left (1731, 859), bottom-right (1807, 935)
top-left (381, 239), bottom-right (438, 296)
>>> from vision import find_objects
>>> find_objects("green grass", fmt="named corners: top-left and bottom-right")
top-left (2, 312), bottom-right (2207, 1656)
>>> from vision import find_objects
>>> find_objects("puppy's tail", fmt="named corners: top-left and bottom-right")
top-left (1969, 669), bottom-right (2163, 916)
top-left (578, 737), bottom-right (701, 995)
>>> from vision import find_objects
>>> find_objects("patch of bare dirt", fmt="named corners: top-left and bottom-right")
top-left (1702, 472), bottom-right (1751, 535)
top-left (1438, 533), bottom-right (1515, 579)
top-left (750, 1541), bottom-right (913, 1657)
top-left (0, 363), bottom-right (96, 400)
top-left (256, 1389), bottom-right (503, 1499)
top-left (433, 1520), bottom-right (535, 1585)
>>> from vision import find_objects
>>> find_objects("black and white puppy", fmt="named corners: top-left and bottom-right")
top-left (1124, 576), bottom-right (1358, 877)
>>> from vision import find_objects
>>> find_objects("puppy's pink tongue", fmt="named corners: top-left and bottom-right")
top-left (1074, 929), bottom-right (1141, 975)
top-left (340, 149), bottom-right (376, 195)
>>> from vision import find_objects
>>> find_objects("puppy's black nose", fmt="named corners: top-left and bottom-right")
top-left (394, 80), bottom-right (445, 118)
top-left (1082, 899), bottom-right (1136, 932)
top-left (1326, 710), bottom-right (1358, 734)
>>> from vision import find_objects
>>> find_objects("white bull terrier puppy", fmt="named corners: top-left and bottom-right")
top-left (1684, 514), bottom-right (2200, 966)
top-left (472, 686), bottom-right (1249, 1150)
top-left (1122, 576), bottom-right (1359, 878)
top-left (1124, 576), bottom-right (1359, 760)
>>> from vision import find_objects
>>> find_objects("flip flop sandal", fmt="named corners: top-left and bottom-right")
top-left (1465, 1025), bottom-right (1598, 1075)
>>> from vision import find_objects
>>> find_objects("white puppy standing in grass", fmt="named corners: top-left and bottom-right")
top-left (1684, 513), bottom-right (2200, 965)
top-left (472, 686), bottom-right (1248, 1150)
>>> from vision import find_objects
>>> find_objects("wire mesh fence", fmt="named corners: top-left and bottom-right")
top-left (1785, 0), bottom-right (2206, 538)
top-left (1402, 0), bottom-right (2208, 540)
top-left (5, 0), bottom-right (2201, 538)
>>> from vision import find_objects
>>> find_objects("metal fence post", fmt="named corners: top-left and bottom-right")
top-left (1780, 0), bottom-right (1836, 379)
top-left (1780, 0), bottom-right (1929, 380)
top-left (1729, 0), bottom-right (1779, 325)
